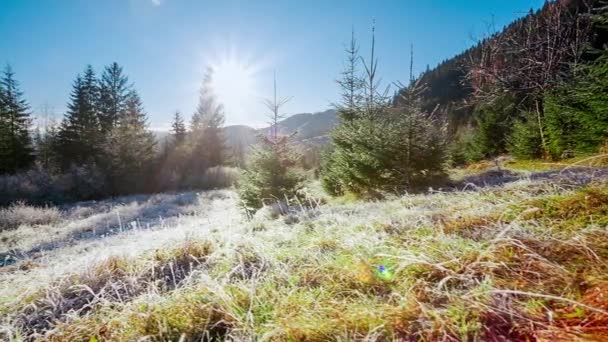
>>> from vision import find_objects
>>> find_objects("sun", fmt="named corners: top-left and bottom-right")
top-left (209, 57), bottom-right (257, 121)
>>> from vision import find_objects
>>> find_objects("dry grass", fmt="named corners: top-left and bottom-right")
top-left (0, 202), bottom-right (62, 232)
top-left (1, 170), bottom-right (608, 341)
top-left (12, 239), bottom-right (215, 339)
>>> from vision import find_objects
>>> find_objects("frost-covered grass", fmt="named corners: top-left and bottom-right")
top-left (1, 169), bottom-right (608, 341)
top-left (0, 203), bottom-right (62, 232)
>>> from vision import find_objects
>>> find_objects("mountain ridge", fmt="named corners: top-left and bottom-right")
top-left (154, 109), bottom-right (338, 149)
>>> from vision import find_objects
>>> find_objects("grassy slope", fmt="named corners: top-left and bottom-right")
top-left (1, 164), bottom-right (608, 341)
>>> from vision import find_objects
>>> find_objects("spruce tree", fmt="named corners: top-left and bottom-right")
top-left (322, 25), bottom-right (390, 196)
top-left (336, 28), bottom-right (364, 121)
top-left (508, 111), bottom-right (544, 159)
top-left (322, 30), bottom-right (370, 195)
top-left (231, 140), bottom-right (246, 168)
top-left (33, 105), bottom-right (59, 170)
top-left (540, 0), bottom-right (608, 158)
top-left (448, 127), bottom-right (476, 166)
top-left (238, 136), bottom-right (303, 213)
top-left (386, 80), bottom-right (447, 190)
top-left (98, 62), bottom-right (130, 133)
top-left (187, 67), bottom-right (226, 185)
top-left (322, 27), bottom-right (446, 196)
top-left (468, 96), bottom-right (516, 160)
top-left (197, 102), bottom-right (226, 167)
top-left (56, 66), bottom-right (104, 169)
top-left (190, 67), bottom-right (218, 134)
top-left (103, 90), bottom-right (156, 194)
top-left (170, 111), bottom-right (187, 146)
top-left (156, 111), bottom-right (189, 191)
top-left (158, 111), bottom-right (186, 189)
top-left (544, 52), bottom-right (608, 157)
top-left (238, 73), bottom-right (303, 213)
top-left (544, 87), bottom-right (583, 158)
top-left (0, 65), bottom-right (35, 174)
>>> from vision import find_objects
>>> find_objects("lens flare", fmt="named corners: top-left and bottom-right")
top-left (206, 48), bottom-right (263, 125)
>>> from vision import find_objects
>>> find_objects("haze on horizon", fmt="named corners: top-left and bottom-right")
top-left (0, 0), bottom-right (544, 130)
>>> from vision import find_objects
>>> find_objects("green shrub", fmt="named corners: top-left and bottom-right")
top-left (544, 53), bottom-right (608, 158)
top-left (448, 128), bottom-right (477, 166)
top-left (508, 112), bottom-right (544, 160)
top-left (468, 96), bottom-right (516, 160)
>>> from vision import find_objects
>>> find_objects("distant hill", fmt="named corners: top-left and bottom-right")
top-left (154, 109), bottom-right (338, 150)
top-left (273, 109), bottom-right (339, 140)
top-left (225, 109), bottom-right (338, 149)
top-left (223, 125), bottom-right (258, 150)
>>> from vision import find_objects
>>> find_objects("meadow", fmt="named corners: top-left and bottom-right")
top-left (2, 163), bottom-right (608, 341)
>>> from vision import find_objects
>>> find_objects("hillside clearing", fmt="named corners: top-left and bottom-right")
top-left (1, 167), bottom-right (608, 341)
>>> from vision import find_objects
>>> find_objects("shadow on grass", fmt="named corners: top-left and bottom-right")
top-left (451, 167), bottom-right (608, 191)
top-left (0, 191), bottom-right (204, 266)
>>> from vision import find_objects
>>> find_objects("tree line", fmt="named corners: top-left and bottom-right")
top-left (3, 0), bottom-right (608, 209)
top-left (0, 63), bottom-right (230, 204)
top-left (420, 0), bottom-right (608, 164)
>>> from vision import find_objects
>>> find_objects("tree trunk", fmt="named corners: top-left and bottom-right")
top-left (535, 99), bottom-right (548, 159)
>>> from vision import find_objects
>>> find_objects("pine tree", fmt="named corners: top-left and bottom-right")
top-left (322, 28), bottom-right (446, 196)
top-left (335, 28), bottom-right (364, 121)
top-left (186, 67), bottom-right (226, 185)
top-left (508, 111), bottom-right (544, 159)
top-left (0, 65), bottom-right (35, 174)
top-left (170, 111), bottom-right (187, 146)
top-left (238, 73), bottom-right (303, 213)
top-left (386, 80), bottom-right (447, 190)
top-left (544, 52), bottom-right (608, 157)
top-left (468, 96), bottom-right (516, 160)
top-left (56, 66), bottom-right (104, 169)
top-left (98, 62), bottom-right (130, 133)
top-left (103, 90), bottom-right (156, 194)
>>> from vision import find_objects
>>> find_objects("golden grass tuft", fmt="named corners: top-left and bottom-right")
top-left (441, 213), bottom-right (501, 237)
top-left (126, 290), bottom-right (235, 341)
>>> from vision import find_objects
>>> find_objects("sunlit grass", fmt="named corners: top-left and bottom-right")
top-left (2, 170), bottom-right (608, 340)
top-left (504, 154), bottom-right (608, 172)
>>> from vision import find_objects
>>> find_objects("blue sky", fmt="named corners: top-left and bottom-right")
top-left (0, 0), bottom-right (544, 129)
